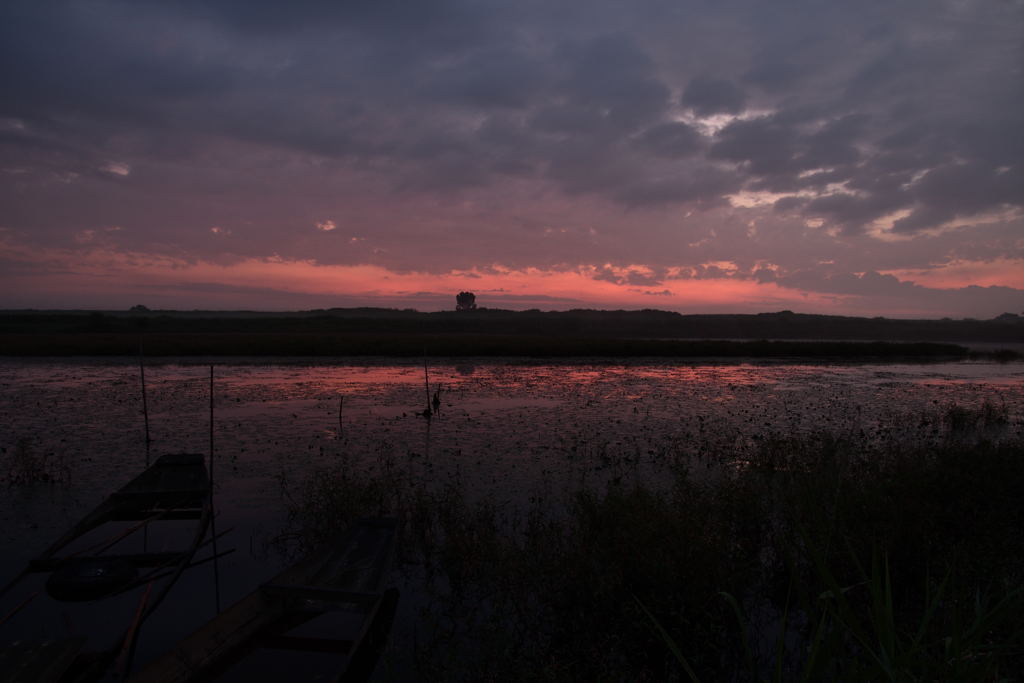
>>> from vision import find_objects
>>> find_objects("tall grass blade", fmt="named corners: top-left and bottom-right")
top-left (633, 593), bottom-right (701, 683)
top-left (773, 584), bottom-right (791, 683)
top-left (719, 591), bottom-right (756, 677)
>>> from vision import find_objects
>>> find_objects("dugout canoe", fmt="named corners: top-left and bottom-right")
top-left (0, 453), bottom-right (213, 683)
top-left (129, 517), bottom-right (399, 683)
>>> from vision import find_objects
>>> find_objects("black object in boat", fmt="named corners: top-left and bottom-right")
top-left (46, 557), bottom-right (140, 602)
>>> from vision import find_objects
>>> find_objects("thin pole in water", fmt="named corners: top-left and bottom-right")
top-left (338, 395), bottom-right (344, 437)
top-left (423, 350), bottom-right (432, 415)
top-left (138, 342), bottom-right (150, 467)
top-left (209, 365), bottom-right (221, 614)
top-left (139, 341), bottom-right (152, 552)
top-left (115, 580), bottom-right (153, 677)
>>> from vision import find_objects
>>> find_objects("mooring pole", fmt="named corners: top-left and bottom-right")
top-left (138, 343), bottom-right (150, 467)
top-left (209, 365), bottom-right (221, 614)
top-left (423, 350), bottom-right (431, 411)
top-left (139, 342), bottom-right (152, 553)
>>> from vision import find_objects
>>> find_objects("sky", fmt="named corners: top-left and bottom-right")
top-left (1, 0), bottom-right (1022, 318)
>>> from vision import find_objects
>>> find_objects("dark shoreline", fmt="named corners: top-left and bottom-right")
top-left (4, 308), bottom-right (1024, 342)
top-left (2, 308), bottom-right (1020, 359)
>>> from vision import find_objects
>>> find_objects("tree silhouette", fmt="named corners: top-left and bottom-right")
top-left (456, 291), bottom-right (477, 311)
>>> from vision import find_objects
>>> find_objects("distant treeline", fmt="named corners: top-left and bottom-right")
top-left (0, 308), bottom-right (1020, 358)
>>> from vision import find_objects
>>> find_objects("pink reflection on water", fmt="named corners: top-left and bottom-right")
top-left (0, 357), bottom-right (1021, 672)
top-left (2, 359), bottom-right (1021, 518)
top-left (1, 361), bottom-right (1022, 634)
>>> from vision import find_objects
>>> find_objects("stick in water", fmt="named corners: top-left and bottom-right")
top-left (115, 580), bottom-right (153, 677)
top-left (138, 342), bottom-right (150, 467)
top-left (209, 366), bottom-right (221, 614)
top-left (140, 343), bottom-right (151, 551)
top-left (423, 350), bottom-right (432, 417)
top-left (0, 591), bottom-right (38, 628)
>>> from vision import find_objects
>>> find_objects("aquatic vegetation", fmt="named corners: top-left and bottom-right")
top-left (2, 437), bottom-right (69, 485)
top-left (645, 552), bottom-right (1024, 683)
top-left (283, 419), bottom-right (1024, 681)
top-left (1, 360), bottom-right (1020, 678)
top-left (943, 400), bottom-right (1010, 434)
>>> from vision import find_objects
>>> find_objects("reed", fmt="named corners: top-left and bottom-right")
top-left (279, 405), bottom-right (1024, 681)
top-left (3, 438), bottom-right (69, 485)
top-left (209, 365), bottom-right (222, 614)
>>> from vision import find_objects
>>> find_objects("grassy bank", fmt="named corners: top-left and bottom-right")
top-left (3, 309), bottom-right (1023, 345)
top-left (283, 404), bottom-right (1024, 681)
top-left (0, 331), bottom-right (1011, 360)
top-left (2, 308), bottom-right (1021, 358)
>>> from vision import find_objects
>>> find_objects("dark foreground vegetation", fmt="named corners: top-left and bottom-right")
top-left (1, 308), bottom-right (1021, 358)
top-left (284, 404), bottom-right (1024, 681)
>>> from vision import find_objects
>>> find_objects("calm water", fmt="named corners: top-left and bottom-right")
top-left (1, 357), bottom-right (1022, 676)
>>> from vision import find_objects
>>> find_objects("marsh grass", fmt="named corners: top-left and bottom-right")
top-left (2, 437), bottom-right (70, 485)
top-left (944, 400), bottom-right (1010, 434)
top-left (283, 406), bottom-right (1024, 681)
top-left (648, 553), bottom-right (1024, 683)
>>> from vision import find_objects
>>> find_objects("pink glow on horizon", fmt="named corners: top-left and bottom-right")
top-left (1, 240), bottom-right (845, 312)
top-left (3, 238), bottom-right (1019, 317)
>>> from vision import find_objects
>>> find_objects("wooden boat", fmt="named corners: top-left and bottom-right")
top-left (0, 453), bottom-right (213, 683)
top-left (129, 517), bottom-right (399, 683)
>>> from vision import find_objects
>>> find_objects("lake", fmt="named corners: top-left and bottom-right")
top-left (1, 356), bottom-right (1022, 678)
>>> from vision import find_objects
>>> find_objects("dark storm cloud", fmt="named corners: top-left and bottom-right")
top-left (634, 122), bottom-right (705, 159)
top-left (777, 268), bottom-right (912, 297)
top-left (681, 78), bottom-right (747, 117)
top-left (419, 49), bottom-right (548, 109)
top-left (614, 167), bottom-right (738, 209)
top-left (892, 163), bottom-right (1024, 234)
top-left (124, 0), bottom-right (496, 51)
top-left (0, 4), bottom-right (236, 130)
top-left (0, 0), bottom-right (1021, 313)
top-left (711, 112), bottom-right (868, 189)
top-left (801, 115), bottom-right (865, 169)
top-left (711, 116), bottom-right (801, 177)
top-left (803, 192), bottom-right (905, 235)
top-left (553, 34), bottom-right (671, 135)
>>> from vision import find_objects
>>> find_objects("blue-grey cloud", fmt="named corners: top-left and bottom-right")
top-left (634, 122), bottom-right (705, 159)
top-left (681, 78), bottom-right (747, 117)
top-left (0, 0), bottom-right (1020, 316)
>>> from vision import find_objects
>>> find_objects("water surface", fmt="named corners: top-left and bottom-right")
top-left (1, 357), bottom-right (1022, 675)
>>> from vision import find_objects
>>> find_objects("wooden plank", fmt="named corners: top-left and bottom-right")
top-left (309, 518), bottom-right (397, 595)
top-left (340, 588), bottom-right (400, 683)
top-left (108, 509), bottom-right (205, 522)
top-left (259, 584), bottom-right (380, 609)
top-left (111, 492), bottom-right (206, 504)
top-left (256, 635), bottom-right (354, 655)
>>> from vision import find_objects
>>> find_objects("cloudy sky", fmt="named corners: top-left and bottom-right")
top-left (1, 0), bottom-right (1021, 317)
